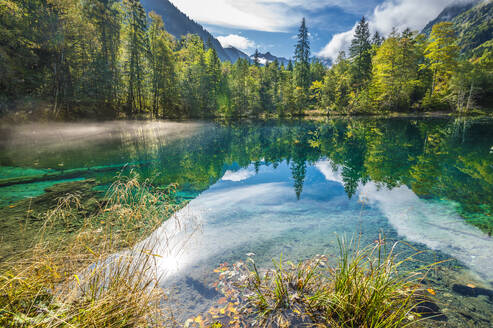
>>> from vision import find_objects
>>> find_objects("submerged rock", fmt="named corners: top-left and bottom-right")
top-left (0, 179), bottom-right (102, 262)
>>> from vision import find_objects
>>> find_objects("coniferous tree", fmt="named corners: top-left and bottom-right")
top-left (253, 49), bottom-right (261, 67)
top-left (123, 0), bottom-right (148, 115)
top-left (205, 47), bottom-right (222, 114)
top-left (349, 16), bottom-right (372, 85)
top-left (372, 31), bottom-right (384, 46)
top-left (88, 0), bottom-right (121, 110)
top-left (1, 1), bottom-right (491, 118)
top-left (294, 18), bottom-right (311, 91)
top-left (287, 60), bottom-right (293, 72)
top-left (148, 11), bottom-right (176, 118)
top-left (293, 18), bottom-right (311, 115)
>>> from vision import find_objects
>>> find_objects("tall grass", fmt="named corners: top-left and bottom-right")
top-left (0, 174), bottom-right (180, 327)
top-left (243, 238), bottom-right (437, 328)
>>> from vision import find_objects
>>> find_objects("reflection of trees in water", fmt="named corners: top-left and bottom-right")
top-left (153, 118), bottom-right (491, 233)
top-left (40, 118), bottom-right (489, 233)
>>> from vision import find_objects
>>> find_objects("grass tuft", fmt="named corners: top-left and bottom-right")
top-left (242, 237), bottom-right (437, 328)
top-left (0, 173), bottom-right (181, 327)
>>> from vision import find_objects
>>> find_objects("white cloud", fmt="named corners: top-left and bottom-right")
top-left (317, 0), bottom-right (476, 61)
top-left (317, 25), bottom-right (356, 61)
top-left (169, 0), bottom-right (296, 32)
top-left (255, 58), bottom-right (270, 65)
top-left (217, 34), bottom-right (256, 51)
top-left (371, 0), bottom-right (469, 35)
top-left (315, 160), bottom-right (343, 183)
top-left (222, 168), bottom-right (256, 182)
top-left (169, 0), bottom-right (379, 32)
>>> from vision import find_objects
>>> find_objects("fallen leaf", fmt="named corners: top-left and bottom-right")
top-left (219, 306), bottom-right (227, 315)
top-left (194, 315), bottom-right (205, 328)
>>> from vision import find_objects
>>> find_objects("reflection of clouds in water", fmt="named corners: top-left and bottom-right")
top-left (315, 160), bottom-right (343, 183)
top-left (315, 160), bottom-right (493, 282)
top-left (146, 159), bottom-right (493, 284)
top-left (221, 168), bottom-right (255, 182)
top-left (149, 182), bottom-right (296, 277)
top-left (360, 183), bottom-right (493, 281)
top-left (147, 175), bottom-right (361, 279)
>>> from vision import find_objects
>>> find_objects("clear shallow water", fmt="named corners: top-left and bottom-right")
top-left (1, 118), bottom-right (493, 326)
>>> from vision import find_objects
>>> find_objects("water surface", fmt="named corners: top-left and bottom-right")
top-left (1, 118), bottom-right (492, 326)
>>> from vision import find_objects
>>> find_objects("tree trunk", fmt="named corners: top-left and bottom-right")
top-left (466, 81), bottom-right (474, 112)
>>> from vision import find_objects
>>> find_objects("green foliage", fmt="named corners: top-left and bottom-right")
top-left (370, 30), bottom-right (424, 111)
top-left (293, 18), bottom-right (311, 114)
top-left (453, 1), bottom-right (493, 58)
top-left (424, 22), bottom-right (460, 99)
top-left (0, 0), bottom-right (491, 117)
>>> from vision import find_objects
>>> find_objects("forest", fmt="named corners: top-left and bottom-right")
top-left (1, 0), bottom-right (492, 119)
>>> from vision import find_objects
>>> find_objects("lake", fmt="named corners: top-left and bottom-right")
top-left (1, 118), bottom-right (492, 327)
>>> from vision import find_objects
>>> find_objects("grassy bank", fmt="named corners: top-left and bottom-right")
top-left (1, 102), bottom-right (492, 125)
top-left (0, 174), bottom-right (181, 327)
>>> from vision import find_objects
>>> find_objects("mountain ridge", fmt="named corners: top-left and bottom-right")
top-left (422, 0), bottom-right (492, 57)
top-left (252, 52), bottom-right (290, 66)
top-left (224, 47), bottom-right (252, 63)
top-left (422, 1), bottom-right (479, 35)
top-left (141, 0), bottom-right (251, 62)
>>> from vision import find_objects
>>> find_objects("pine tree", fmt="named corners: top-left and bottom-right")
top-left (148, 11), bottom-right (176, 118)
top-left (294, 18), bottom-right (311, 90)
top-left (253, 49), bottom-right (261, 67)
top-left (349, 16), bottom-right (372, 85)
top-left (88, 0), bottom-right (121, 110)
top-left (205, 47), bottom-right (222, 114)
top-left (372, 31), bottom-right (383, 46)
top-left (287, 60), bottom-right (293, 72)
top-left (123, 0), bottom-right (148, 115)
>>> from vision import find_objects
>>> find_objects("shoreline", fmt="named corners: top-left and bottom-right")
top-left (1, 103), bottom-right (492, 125)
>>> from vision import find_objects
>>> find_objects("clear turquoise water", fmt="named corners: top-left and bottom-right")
top-left (1, 119), bottom-right (492, 326)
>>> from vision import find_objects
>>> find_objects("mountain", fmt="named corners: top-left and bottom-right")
top-left (423, 0), bottom-right (492, 57)
top-left (422, 1), bottom-right (479, 35)
top-left (140, 0), bottom-right (232, 61)
top-left (312, 57), bottom-right (332, 67)
top-left (224, 47), bottom-right (252, 63)
top-left (252, 52), bottom-right (291, 66)
top-left (452, 0), bottom-right (493, 56)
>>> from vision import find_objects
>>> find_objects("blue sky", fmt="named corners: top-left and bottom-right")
top-left (168, 0), bottom-right (474, 60)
